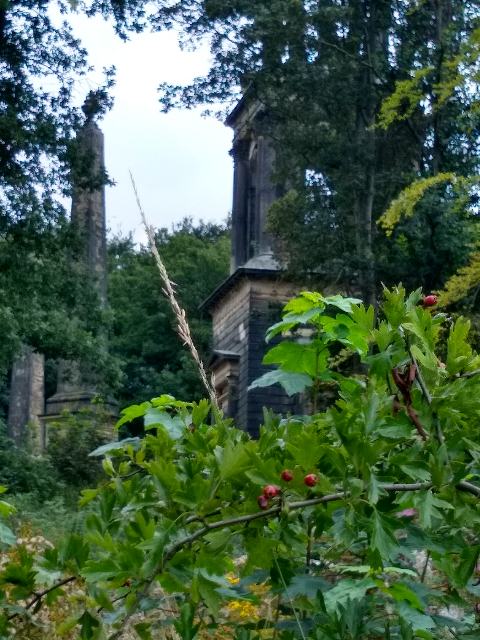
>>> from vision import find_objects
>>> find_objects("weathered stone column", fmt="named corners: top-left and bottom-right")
top-left (7, 346), bottom-right (45, 449)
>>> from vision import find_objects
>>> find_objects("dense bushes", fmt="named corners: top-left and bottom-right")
top-left (3, 288), bottom-right (480, 639)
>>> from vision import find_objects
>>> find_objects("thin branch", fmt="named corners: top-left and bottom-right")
top-left (7, 576), bottom-right (77, 621)
top-left (407, 347), bottom-right (433, 405)
top-left (405, 339), bottom-right (447, 448)
top-left (129, 172), bottom-right (218, 410)
top-left (421, 550), bottom-right (431, 583)
top-left (458, 368), bottom-right (480, 379)
top-left (457, 480), bottom-right (480, 497)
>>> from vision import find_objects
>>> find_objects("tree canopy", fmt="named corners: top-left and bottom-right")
top-left (107, 219), bottom-right (230, 410)
top-left (0, 0), bottom-right (116, 404)
top-left (103, 0), bottom-right (480, 306)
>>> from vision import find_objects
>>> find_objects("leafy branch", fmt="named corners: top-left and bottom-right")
top-left (109, 479), bottom-right (480, 639)
top-left (7, 576), bottom-right (77, 622)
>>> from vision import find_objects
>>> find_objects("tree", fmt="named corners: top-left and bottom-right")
top-left (97, 0), bottom-right (480, 305)
top-left (3, 287), bottom-right (480, 638)
top-left (107, 218), bottom-right (230, 409)
top-left (0, 0), bottom-right (116, 413)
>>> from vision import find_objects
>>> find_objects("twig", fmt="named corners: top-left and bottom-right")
top-left (405, 339), bottom-right (447, 448)
top-left (129, 172), bottom-right (218, 410)
top-left (458, 368), bottom-right (480, 379)
top-left (406, 346), bottom-right (432, 405)
top-left (7, 576), bottom-right (77, 621)
top-left (421, 550), bottom-right (431, 583)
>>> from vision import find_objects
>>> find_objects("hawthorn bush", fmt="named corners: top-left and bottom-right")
top-left (3, 287), bottom-right (480, 639)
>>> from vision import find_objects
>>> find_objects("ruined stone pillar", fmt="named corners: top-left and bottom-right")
top-left (7, 346), bottom-right (45, 449)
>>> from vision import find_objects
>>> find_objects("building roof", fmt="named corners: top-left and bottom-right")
top-left (200, 261), bottom-right (281, 313)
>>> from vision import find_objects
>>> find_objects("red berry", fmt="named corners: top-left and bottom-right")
top-left (304, 474), bottom-right (318, 487)
top-left (257, 495), bottom-right (269, 509)
top-left (124, 579), bottom-right (132, 587)
top-left (476, 602), bottom-right (480, 612)
top-left (424, 295), bottom-right (437, 307)
top-left (263, 485), bottom-right (279, 499)
top-left (281, 469), bottom-right (293, 482)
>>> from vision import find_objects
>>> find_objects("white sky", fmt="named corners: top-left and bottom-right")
top-left (66, 12), bottom-right (234, 241)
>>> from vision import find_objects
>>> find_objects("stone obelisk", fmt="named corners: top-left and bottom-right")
top-left (44, 98), bottom-right (116, 421)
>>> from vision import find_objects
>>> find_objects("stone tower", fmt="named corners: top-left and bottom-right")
top-left (7, 109), bottom-right (116, 449)
top-left (43, 112), bottom-right (116, 423)
top-left (201, 98), bottom-right (300, 438)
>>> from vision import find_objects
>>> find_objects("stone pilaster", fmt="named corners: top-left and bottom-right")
top-left (230, 138), bottom-right (251, 273)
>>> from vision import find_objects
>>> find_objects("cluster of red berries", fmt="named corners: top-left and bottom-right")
top-left (257, 470), bottom-right (319, 509)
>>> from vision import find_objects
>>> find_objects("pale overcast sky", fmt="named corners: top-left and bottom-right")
top-left (65, 12), bottom-right (234, 241)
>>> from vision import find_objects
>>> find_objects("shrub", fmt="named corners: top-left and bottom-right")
top-left (3, 287), bottom-right (480, 639)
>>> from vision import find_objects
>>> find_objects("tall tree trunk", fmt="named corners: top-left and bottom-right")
top-left (352, 0), bottom-right (379, 308)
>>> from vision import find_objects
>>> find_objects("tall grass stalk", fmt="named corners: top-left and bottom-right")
top-left (130, 172), bottom-right (219, 410)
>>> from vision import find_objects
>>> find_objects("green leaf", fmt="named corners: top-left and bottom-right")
top-left (173, 603), bottom-right (201, 640)
top-left (371, 510), bottom-right (399, 559)
top-left (218, 441), bottom-right (250, 480)
top-left (368, 474), bottom-right (387, 506)
top-left (396, 601), bottom-right (435, 631)
top-left (384, 583), bottom-right (423, 610)
top-left (0, 522), bottom-right (16, 546)
top-left (415, 491), bottom-right (449, 529)
top-left (265, 307), bottom-right (324, 342)
top-left (287, 574), bottom-right (330, 599)
top-left (78, 611), bottom-right (99, 640)
top-left (263, 341), bottom-right (324, 376)
top-left (134, 623), bottom-right (153, 640)
top-left (248, 370), bottom-right (313, 396)
top-left (324, 578), bottom-right (376, 614)
top-left (454, 545), bottom-right (480, 589)
top-left (89, 438), bottom-right (141, 457)
top-left (196, 573), bottom-right (222, 617)
top-left (286, 431), bottom-right (325, 469)
top-left (57, 616), bottom-right (79, 634)
top-left (116, 403), bottom-right (150, 429)
top-left (323, 294), bottom-right (362, 313)
top-left (82, 558), bottom-right (120, 582)
top-left (446, 317), bottom-right (472, 375)
top-left (144, 408), bottom-right (185, 439)
top-left (78, 489), bottom-right (99, 508)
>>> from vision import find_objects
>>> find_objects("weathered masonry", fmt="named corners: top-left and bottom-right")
top-left (7, 102), bottom-right (117, 450)
top-left (201, 98), bottom-right (301, 438)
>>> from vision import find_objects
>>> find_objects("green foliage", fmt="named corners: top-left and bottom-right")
top-left (108, 218), bottom-right (230, 409)
top-left (126, 0), bottom-right (480, 304)
top-left (378, 174), bottom-right (456, 236)
top-left (46, 407), bottom-right (114, 489)
top-left (4, 288), bottom-right (480, 638)
top-left (0, 421), bottom-right (57, 501)
top-left (0, 0), bottom-right (116, 391)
